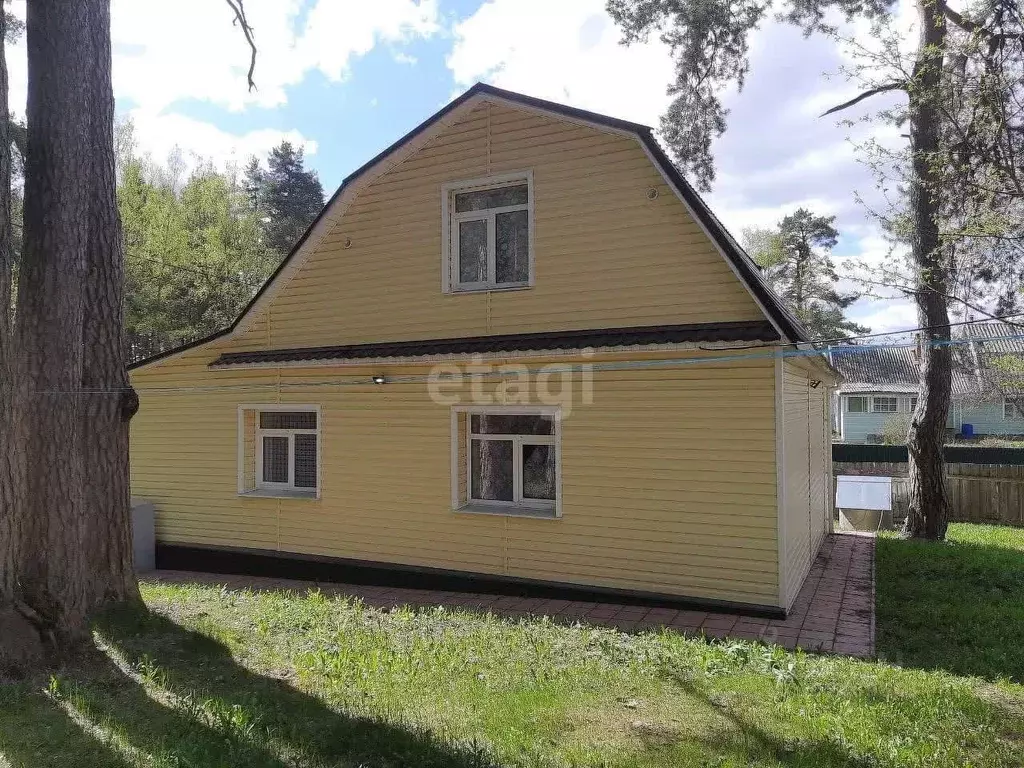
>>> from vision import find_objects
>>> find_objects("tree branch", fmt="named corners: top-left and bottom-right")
top-left (819, 81), bottom-right (906, 117)
top-left (940, 1), bottom-right (1024, 40)
top-left (224, 0), bottom-right (257, 91)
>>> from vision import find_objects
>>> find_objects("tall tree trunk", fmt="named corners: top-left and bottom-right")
top-left (80, 0), bottom-right (140, 611)
top-left (904, 0), bottom-right (951, 540)
top-left (0, 6), bottom-right (44, 670)
top-left (0, 0), bottom-right (139, 670)
top-left (14, 0), bottom-right (96, 647)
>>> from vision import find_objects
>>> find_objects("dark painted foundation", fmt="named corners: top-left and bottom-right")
top-left (156, 543), bottom-right (786, 619)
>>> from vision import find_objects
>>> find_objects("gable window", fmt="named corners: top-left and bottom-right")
top-left (238, 406), bottom-right (320, 498)
top-left (451, 407), bottom-right (560, 518)
top-left (846, 396), bottom-right (868, 413)
top-left (1005, 398), bottom-right (1024, 419)
top-left (871, 396), bottom-right (899, 413)
top-left (442, 172), bottom-right (533, 292)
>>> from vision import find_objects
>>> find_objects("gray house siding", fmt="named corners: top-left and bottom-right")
top-left (959, 402), bottom-right (1024, 436)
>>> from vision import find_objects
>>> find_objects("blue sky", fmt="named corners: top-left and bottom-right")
top-left (5, 0), bottom-right (918, 335)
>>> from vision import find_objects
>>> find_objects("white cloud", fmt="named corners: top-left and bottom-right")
top-left (128, 112), bottom-right (317, 173)
top-left (299, 0), bottom-right (437, 83)
top-left (5, 0), bottom-right (438, 175)
top-left (448, 0), bottom-right (674, 126)
top-left (110, 0), bottom-right (439, 114)
top-left (851, 299), bottom-right (918, 339)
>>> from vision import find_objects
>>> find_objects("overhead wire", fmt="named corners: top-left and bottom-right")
top-left (32, 312), bottom-right (1024, 396)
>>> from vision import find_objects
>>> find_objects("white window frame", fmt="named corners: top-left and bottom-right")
top-left (904, 396), bottom-right (918, 413)
top-left (846, 396), bottom-right (868, 413)
top-left (1004, 398), bottom-right (1023, 420)
top-left (237, 404), bottom-right (321, 499)
top-left (871, 396), bottom-right (899, 413)
top-left (450, 405), bottom-right (561, 518)
top-left (441, 171), bottom-right (534, 293)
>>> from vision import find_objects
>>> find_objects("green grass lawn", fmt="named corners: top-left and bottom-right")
top-left (876, 523), bottom-right (1024, 683)
top-left (1, 526), bottom-right (1023, 767)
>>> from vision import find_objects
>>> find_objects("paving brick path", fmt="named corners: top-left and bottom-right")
top-left (151, 532), bottom-right (875, 658)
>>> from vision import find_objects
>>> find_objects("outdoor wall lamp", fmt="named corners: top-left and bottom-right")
top-left (372, 375), bottom-right (387, 385)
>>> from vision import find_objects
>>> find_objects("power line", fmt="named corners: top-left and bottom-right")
top-left (712, 311), bottom-right (1024, 351)
top-left (33, 321), bottom-right (1024, 396)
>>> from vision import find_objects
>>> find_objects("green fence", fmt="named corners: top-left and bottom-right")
top-left (833, 444), bottom-right (1024, 466)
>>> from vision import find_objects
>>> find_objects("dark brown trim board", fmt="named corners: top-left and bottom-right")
top-left (155, 543), bottom-right (787, 619)
top-left (210, 320), bottom-right (779, 367)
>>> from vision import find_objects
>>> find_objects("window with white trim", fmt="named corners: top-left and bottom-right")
top-left (846, 396), bottom-right (868, 413)
top-left (442, 173), bottom-right (533, 292)
top-left (905, 396), bottom-right (918, 413)
top-left (871, 396), bottom-right (899, 413)
top-left (451, 408), bottom-right (560, 517)
top-left (1004, 398), bottom-right (1024, 419)
top-left (238, 406), bottom-right (320, 498)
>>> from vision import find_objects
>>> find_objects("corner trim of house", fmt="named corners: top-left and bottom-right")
top-left (775, 354), bottom-right (789, 611)
top-left (154, 543), bottom-right (787, 619)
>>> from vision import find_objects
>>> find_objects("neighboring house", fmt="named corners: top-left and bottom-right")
top-left (831, 322), bottom-right (1024, 443)
top-left (128, 83), bottom-right (838, 616)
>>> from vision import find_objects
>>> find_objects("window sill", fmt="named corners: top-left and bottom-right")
top-left (454, 503), bottom-right (558, 519)
top-left (447, 284), bottom-right (533, 296)
top-left (240, 488), bottom-right (318, 500)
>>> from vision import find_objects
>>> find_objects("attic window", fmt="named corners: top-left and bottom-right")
top-left (442, 172), bottom-right (533, 293)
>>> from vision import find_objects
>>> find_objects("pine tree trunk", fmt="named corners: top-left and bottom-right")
top-left (0, 5), bottom-right (45, 670)
top-left (0, 0), bottom-right (139, 670)
top-left (904, 0), bottom-right (951, 540)
top-left (13, 0), bottom-right (96, 648)
top-left (79, 0), bottom-right (140, 611)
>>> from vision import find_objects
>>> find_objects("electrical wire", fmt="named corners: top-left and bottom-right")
top-left (702, 311), bottom-right (1024, 351)
top-left (32, 318), bottom-right (1024, 396)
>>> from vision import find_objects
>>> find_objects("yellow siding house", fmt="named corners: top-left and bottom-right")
top-left (129, 84), bottom-right (838, 616)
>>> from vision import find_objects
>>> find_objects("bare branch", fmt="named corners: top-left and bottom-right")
top-left (819, 81), bottom-right (906, 117)
top-left (224, 0), bottom-right (257, 92)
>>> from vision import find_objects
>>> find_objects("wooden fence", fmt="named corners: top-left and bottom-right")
top-left (833, 460), bottom-right (1024, 528)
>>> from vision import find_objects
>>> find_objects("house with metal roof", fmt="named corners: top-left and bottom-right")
top-left (127, 83), bottom-right (838, 617)
top-left (830, 322), bottom-right (1024, 443)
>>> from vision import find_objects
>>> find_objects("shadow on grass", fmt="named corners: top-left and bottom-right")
top-left (0, 680), bottom-right (134, 768)
top-left (653, 671), bottom-right (882, 768)
top-left (81, 605), bottom-right (505, 768)
top-left (876, 532), bottom-right (1024, 683)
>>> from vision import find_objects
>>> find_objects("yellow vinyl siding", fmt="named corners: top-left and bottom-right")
top-left (780, 359), bottom-right (832, 608)
top-left (229, 100), bottom-right (763, 352)
top-left (130, 349), bottom-right (780, 606)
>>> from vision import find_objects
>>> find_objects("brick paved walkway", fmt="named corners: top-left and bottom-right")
top-left (151, 532), bottom-right (875, 658)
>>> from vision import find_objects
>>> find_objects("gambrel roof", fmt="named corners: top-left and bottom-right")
top-left (131, 83), bottom-right (810, 371)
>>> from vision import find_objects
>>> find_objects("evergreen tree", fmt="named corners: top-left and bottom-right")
top-left (745, 209), bottom-right (869, 342)
top-left (120, 157), bottom-right (278, 361)
top-left (245, 141), bottom-right (324, 256)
